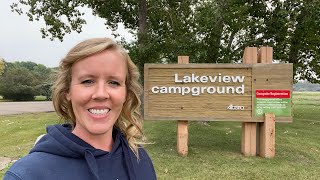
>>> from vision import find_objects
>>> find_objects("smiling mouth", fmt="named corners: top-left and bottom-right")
top-left (88, 108), bottom-right (110, 115)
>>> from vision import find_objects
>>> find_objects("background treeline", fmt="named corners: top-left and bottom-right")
top-left (293, 81), bottom-right (320, 92)
top-left (0, 59), bottom-right (54, 101)
top-left (11, 0), bottom-right (320, 83)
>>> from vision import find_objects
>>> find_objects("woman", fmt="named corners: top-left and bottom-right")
top-left (4, 38), bottom-right (156, 180)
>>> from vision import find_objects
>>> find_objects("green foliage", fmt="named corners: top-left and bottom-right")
top-left (10, 0), bottom-right (320, 82)
top-left (0, 61), bottom-right (53, 101)
top-left (0, 58), bottom-right (5, 75)
top-left (37, 83), bottom-right (53, 100)
top-left (0, 66), bottom-right (37, 101)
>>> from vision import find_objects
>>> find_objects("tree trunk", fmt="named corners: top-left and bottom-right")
top-left (138, 0), bottom-right (147, 48)
top-left (137, 0), bottom-right (147, 81)
top-left (288, 4), bottom-right (307, 78)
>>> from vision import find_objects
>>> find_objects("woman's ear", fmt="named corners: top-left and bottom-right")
top-left (65, 91), bottom-right (71, 101)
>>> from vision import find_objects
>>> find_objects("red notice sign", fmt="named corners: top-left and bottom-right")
top-left (256, 90), bottom-right (290, 99)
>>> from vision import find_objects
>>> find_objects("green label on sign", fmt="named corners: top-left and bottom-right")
top-left (255, 98), bottom-right (291, 117)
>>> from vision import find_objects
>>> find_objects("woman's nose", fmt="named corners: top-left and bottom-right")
top-left (92, 82), bottom-right (110, 100)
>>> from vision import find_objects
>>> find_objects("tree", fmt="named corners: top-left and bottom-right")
top-left (0, 61), bottom-right (53, 101)
top-left (0, 65), bottom-right (38, 101)
top-left (11, 0), bottom-right (320, 82)
top-left (37, 82), bottom-right (53, 100)
top-left (0, 58), bottom-right (5, 75)
top-left (193, 0), bottom-right (320, 82)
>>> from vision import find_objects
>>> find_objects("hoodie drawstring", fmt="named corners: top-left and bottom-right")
top-left (120, 136), bottom-right (138, 180)
top-left (84, 150), bottom-right (100, 180)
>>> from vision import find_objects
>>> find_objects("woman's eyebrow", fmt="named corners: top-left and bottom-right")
top-left (108, 75), bottom-right (124, 80)
top-left (76, 74), bottom-right (96, 80)
top-left (75, 74), bottom-right (125, 81)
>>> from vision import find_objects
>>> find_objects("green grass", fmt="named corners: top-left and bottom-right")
top-left (0, 113), bottom-right (60, 158)
top-left (34, 95), bottom-right (47, 101)
top-left (0, 113), bottom-right (60, 177)
top-left (1, 92), bottom-right (320, 179)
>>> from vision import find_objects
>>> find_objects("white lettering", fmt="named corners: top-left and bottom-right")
top-left (217, 86), bottom-right (225, 94)
top-left (201, 86), bottom-right (207, 94)
top-left (227, 104), bottom-right (245, 110)
top-left (159, 86), bottom-right (167, 94)
top-left (200, 76), bottom-right (208, 83)
top-left (174, 74), bottom-right (182, 83)
top-left (150, 85), bottom-right (245, 96)
top-left (181, 87), bottom-right (190, 95)
top-left (191, 87), bottom-right (200, 96)
top-left (226, 86), bottom-right (235, 93)
top-left (231, 76), bottom-right (245, 83)
top-left (207, 87), bottom-right (216, 94)
top-left (223, 76), bottom-right (231, 83)
top-left (173, 73), bottom-right (245, 83)
top-left (168, 86), bottom-right (181, 94)
top-left (235, 84), bottom-right (245, 94)
top-left (151, 86), bottom-right (159, 93)
top-left (209, 76), bottom-right (217, 82)
top-left (218, 73), bottom-right (222, 82)
top-left (150, 73), bottom-right (247, 96)
top-left (191, 74), bottom-right (200, 83)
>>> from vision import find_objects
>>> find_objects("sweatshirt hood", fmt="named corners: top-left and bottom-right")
top-left (30, 124), bottom-right (138, 180)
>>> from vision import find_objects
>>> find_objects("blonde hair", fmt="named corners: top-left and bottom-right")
top-left (52, 38), bottom-right (143, 156)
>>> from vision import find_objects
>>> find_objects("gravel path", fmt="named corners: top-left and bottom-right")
top-left (0, 101), bottom-right (54, 115)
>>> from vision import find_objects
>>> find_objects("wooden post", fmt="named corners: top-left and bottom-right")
top-left (241, 47), bottom-right (258, 156)
top-left (258, 46), bottom-right (275, 158)
top-left (241, 123), bottom-right (257, 156)
top-left (259, 113), bottom-right (275, 158)
top-left (258, 47), bottom-right (273, 64)
top-left (177, 56), bottom-right (189, 157)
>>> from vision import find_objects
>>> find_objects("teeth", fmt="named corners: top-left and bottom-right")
top-left (88, 109), bottom-right (110, 115)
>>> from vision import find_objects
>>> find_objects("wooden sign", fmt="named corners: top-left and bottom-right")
top-left (144, 63), bottom-right (293, 122)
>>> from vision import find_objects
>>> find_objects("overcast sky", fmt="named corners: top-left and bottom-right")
top-left (0, 1), bottom-right (134, 68)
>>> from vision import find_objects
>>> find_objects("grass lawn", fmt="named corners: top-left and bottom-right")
top-left (34, 95), bottom-right (47, 101)
top-left (1, 92), bottom-right (320, 179)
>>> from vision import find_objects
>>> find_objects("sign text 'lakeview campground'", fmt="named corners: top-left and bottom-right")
top-left (144, 63), bottom-right (293, 122)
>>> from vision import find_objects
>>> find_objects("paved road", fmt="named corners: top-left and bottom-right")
top-left (0, 101), bottom-right (55, 115)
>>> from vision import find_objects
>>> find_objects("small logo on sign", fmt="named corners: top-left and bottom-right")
top-left (256, 109), bottom-right (263, 115)
top-left (227, 104), bottom-right (245, 110)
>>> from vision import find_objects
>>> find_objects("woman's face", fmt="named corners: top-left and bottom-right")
top-left (66, 49), bottom-right (127, 140)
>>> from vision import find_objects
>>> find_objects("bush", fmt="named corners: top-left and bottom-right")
top-left (2, 86), bottom-right (36, 101)
top-left (0, 67), bottom-right (38, 101)
top-left (0, 61), bottom-right (54, 101)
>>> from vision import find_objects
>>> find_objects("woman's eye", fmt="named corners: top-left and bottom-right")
top-left (109, 81), bottom-right (120, 86)
top-left (81, 80), bottom-right (95, 84)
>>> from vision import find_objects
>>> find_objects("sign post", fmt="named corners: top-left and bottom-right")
top-left (260, 113), bottom-right (275, 158)
top-left (177, 56), bottom-right (189, 157)
top-left (241, 47), bottom-right (258, 156)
